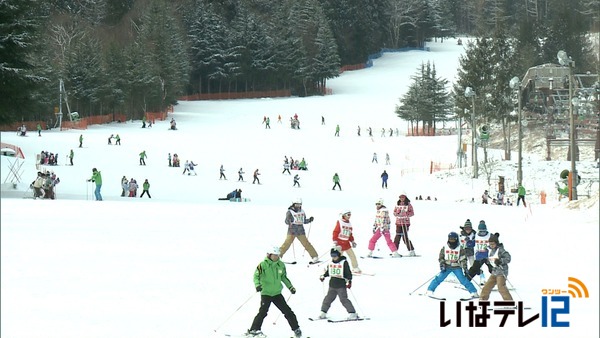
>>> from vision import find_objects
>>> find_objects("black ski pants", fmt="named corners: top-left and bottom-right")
top-left (250, 294), bottom-right (299, 331)
top-left (467, 259), bottom-right (491, 280)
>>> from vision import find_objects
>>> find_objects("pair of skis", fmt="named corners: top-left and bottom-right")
top-left (225, 333), bottom-right (310, 338)
top-left (224, 334), bottom-right (310, 338)
top-left (419, 294), bottom-right (530, 309)
top-left (360, 254), bottom-right (421, 259)
top-left (421, 294), bottom-right (478, 302)
top-left (283, 260), bottom-right (322, 265)
top-left (308, 316), bottom-right (370, 323)
top-left (352, 271), bottom-right (375, 276)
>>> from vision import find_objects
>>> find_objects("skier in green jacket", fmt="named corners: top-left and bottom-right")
top-left (332, 173), bottom-right (341, 190)
top-left (517, 184), bottom-right (527, 207)
top-left (139, 150), bottom-right (147, 165)
top-left (87, 168), bottom-right (102, 201)
top-left (140, 179), bottom-right (151, 198)
top-left (247, 246), bottom-right (302, 338)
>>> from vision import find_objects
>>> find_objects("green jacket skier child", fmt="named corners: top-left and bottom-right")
top-left (139, 151), bottom-right (147, 165)
top-left (140, 179), bottom-right (151, 198)
top-left (332, 173), bottom-right (341, 190)
top-left (247, 246), bottom-right (302, 338)
top-left (87, 168), bottom-right (102, 201)
top-left (517, 184), bottom-right (527, 207)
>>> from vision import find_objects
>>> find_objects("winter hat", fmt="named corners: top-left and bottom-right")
top-left (464, 219), bottom-right (472, 228)
top-left (330, 246), bottom-right (342, 257)
top-left (488, 233), bottom-right (500, 244)
top-left (478, 220), bottom-right (487, 231)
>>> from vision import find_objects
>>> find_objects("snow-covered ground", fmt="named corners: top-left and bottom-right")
top-left (1, 38), bottom-right (598, 338)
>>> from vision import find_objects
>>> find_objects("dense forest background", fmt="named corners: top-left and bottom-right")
top-left (0, 0), bottom-right (598, 125)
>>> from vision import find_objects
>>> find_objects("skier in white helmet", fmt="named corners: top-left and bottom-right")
top-left (247, 245), bottom-right (302, 337)
top-left (279, 198), bottom-right (319, 263)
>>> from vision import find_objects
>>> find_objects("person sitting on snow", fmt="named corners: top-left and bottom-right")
top-left (219, 189), bottom-right (242, 201)
top-left (298, 158), bottom-right (308, 171)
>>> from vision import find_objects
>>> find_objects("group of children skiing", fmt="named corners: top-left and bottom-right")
top-left (244, 195), bottom-right (419, 337)
top-left (244, 196), bottom-right (513, 337)
top-left (425, 219), bottom-right (513, 302)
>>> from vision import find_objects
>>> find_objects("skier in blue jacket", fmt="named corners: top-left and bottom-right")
top-left (466, 220), bottom-right (493, 282)
top-left (381, 170), bottom-right (388, 188)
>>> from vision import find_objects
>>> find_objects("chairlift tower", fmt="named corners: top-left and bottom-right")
top-left (53, 79), bottom-right (74, 130)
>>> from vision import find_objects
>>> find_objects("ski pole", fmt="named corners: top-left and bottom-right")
top-left (272, 293), bottom-right (293, 325)
top-left (213, 291), bottom-right (258, 333)
top-left (402, 224), bottom-right (413, 251)
top-left (505, 277), bottom-right (522, 300)
top-left (292, 241), bottom-right (296, 261)
top-left (86, 180), bottom-right (89, 200)
top-left (302, 223), bottom-right (313, 257)
top-left (408, 274), bottom-right (437, 295)
top-left (349, 288), bottom-right (366, 317)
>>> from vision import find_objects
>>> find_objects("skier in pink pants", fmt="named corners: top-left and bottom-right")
top-left (366, 198), bottom-right (402, 257)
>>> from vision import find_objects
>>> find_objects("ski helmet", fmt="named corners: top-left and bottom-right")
top-left (375, 198), bottom-right (384, 205)
top-left (447, 232), bottom-right (459, 248)
top-left (341, 210), bottom-right (351, 217)
top-left (267, 246), bottom-right (281, 256)
top-left (448, 232), bottom-right (459, 241)
top-left (330, 246), bottom-right (342, 257)
top-left (292, 198), bottom-right (302, 205)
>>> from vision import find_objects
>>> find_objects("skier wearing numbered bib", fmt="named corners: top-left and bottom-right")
top-left (459, 219), bottom-right (476, 269)
top-left (466, 220), bottom-right (492, 281)
top-left (479, 234), bottom-right (513, 301)
top-left (425, 232), bottom-right (478, 298)
top-left (366, 198), bottom-right (401, 257)
top-left (279, 198), bottom-right (319, 263)
top-left (332, 210), bottom-right (361, 273)
top-left (316, 246), bottom-right (357, 320)
top-left (392, 193), bottom-right (416, 256)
